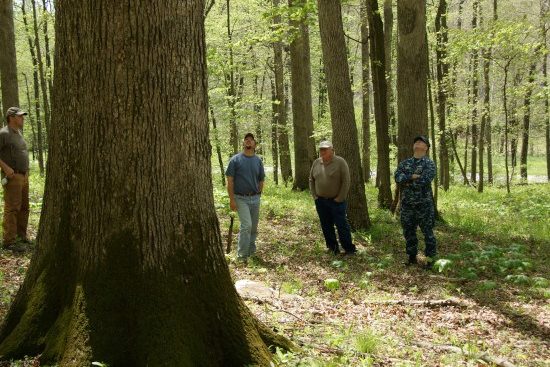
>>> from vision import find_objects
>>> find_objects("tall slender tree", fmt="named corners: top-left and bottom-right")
top-left (542, 0), bottom-right (550, 181)
top-left (366, 0), bottom-right (392, 208)
top-left (273, 0), bottom-right (292, 184)
top-left (289, 0), bottom-right (315, 190)
top-left (520, 60), bottom-right (538, 181)
top-left (384, 0), bottom-right (396, 144)
top-left (0, 1), bottom-right (291, 364)
top-left (435, 0), bottom-right (450, 191)
top-left (0, 0), bottom-right (19, 111)
top-left (469, 0), bottom-right (480, 184)
top-left (31, 0), bottom-right (51, 133)
top-left (226, 0), bottom-right (239, 154)
top-left (317, 0), bottom-right (370, 229)
top-left (361, 0), bottom-right (371, 183)
top-left (21, 0), bottom-right (45, 174)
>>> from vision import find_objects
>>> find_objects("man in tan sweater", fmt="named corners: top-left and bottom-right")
top-left (309, 141), bottom-right (356, 255)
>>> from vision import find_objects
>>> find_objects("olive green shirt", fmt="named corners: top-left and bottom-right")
top-left (0, 126), bottom-right (29, 174)
top-left (309, 155), bottom-right (350, 202)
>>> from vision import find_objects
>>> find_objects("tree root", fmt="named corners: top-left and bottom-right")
top-left (253, 317), bottom-right (297, 353)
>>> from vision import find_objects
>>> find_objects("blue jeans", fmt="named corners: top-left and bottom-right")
top-left (235, 194), bottom-right (261, 259)
top-left (314, 198), bottom-right (355, 254)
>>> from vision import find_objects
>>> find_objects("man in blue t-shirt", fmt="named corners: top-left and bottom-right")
top-left (225, 133), bottom-right (265, 263)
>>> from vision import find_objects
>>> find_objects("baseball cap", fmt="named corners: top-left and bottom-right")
top-left (5, 107), bottom-right (28, 121)
top-left (319, 140), bottom-right (333, 149)
top-left (244, 132), bottom-right (255, 140)
top-left (413, 135), bottom-right (430, 147)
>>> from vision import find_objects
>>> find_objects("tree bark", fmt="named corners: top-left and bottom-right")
top-left (0, 2), bottom-right (291, 364)
top-left (289, 0), bottom-right (315, 190)
top-left (361, 0), bottom-right (371, 183)
top-left (31, 0), bottom-right (51, 134)
top-left (366, 0), bottom-right (393, 208)
top-left (396, 0), bottom-right (428, 160)
top-left (488, 0), bottom-right (498, 184)
top-left (0, 0), bottom-right (20, 111)
top-left (317, 0), bottom-right (371, 229)
top-left (273, 0), bottom-right (292, 185)
top-left (435, 0), bottom-right (450, 191)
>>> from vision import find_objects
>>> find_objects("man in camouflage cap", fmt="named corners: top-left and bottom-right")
top-left (394, 135), bottom-right (437, 269)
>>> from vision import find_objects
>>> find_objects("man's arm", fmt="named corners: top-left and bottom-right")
top-left (335, 159), bottom-right (350, 202)
top-left (227, 176), bottom-right (237, 211)
top-left (309, 161), bottom-right (317, 199)
top-left (0, 159), bottom-right (14, 178)
top-left (394, 160), bottom-right (412, 184)
top-left (259, 180), bottom-right (264, 193)
top-left (411, 160), bottom-right (435, 188)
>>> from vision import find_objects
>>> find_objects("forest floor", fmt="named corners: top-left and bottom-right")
top-left (0, 167), bottom-right (548, 366)
top-left (219, 182), bottom-right (550, 367)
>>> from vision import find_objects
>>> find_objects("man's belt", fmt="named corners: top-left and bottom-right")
top-left (235, 192), bottom-right (260, 196)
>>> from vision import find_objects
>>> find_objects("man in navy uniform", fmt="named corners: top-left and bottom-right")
top-left (394, 135), bottom-right (437, 269)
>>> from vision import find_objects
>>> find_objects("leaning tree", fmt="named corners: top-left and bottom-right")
top-left (0, 1), bottom-right (290, 365)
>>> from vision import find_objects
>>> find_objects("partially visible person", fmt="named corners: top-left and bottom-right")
top-left (0, 107), bottom-right (30, 252)
top-left (226, 133), bottom-right (265, 263)
top-left (309, 140), bottom-right (356, 255)
top-left (394, 135), bottom-right (437, 269)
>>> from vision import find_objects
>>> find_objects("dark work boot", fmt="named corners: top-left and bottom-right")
top-left (405, 255), bottom-right (417, 266)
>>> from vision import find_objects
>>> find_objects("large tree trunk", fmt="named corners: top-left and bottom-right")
top-left (317, 0), bottom-right (371, 229)
top-left (289, 0), bottom-right (315, 190)
top-left (396, 0), bottom-right (428, 161)
top-left (21, 0), bottom-right (45, 174)
top-left (0, 0), bottom-right (20, 111)
top-left (0, 2), bottom-right (290, 364)
top-left (31, 0), bottom-right (51, 134)
top-left (361, 0), bottom-right (371, 183)
top-left (366, 0), bottom-right (392, 208)
top-left (520, 61), bottom-right (537, 182)
top-left (435, 0), bottom-right (450, 191)
top-left (273, 0), bottom-right (292, 185)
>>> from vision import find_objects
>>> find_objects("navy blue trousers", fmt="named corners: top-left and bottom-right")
top-left (314, 198), bottom-right (355, 254)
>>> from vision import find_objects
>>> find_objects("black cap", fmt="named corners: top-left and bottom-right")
top-left (244, 132), bottom-right (255, 141)
top-left (413, 135), bottom-right (430, 147)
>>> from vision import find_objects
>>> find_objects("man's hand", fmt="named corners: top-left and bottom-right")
top-left (4, 167), bottom-right (14, 178)
top-left (412, 174), bottom-right (420, 180)
top-left (230, 199), bottom-right (237, 212)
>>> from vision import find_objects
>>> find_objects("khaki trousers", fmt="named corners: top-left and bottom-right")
top-left (2, 173), bottom-right (29, 244)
